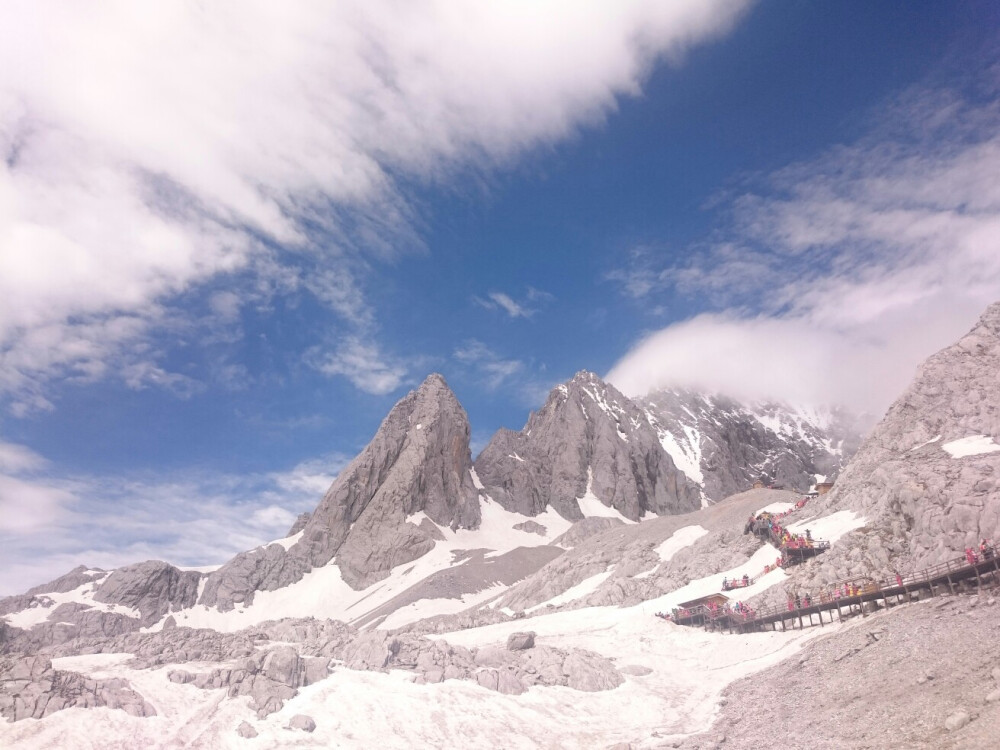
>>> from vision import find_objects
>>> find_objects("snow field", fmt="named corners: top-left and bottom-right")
top-left (786, 510), bottom-right (866, 544)
top-left (653, 524), bottom-right (709, 564)
top-left (941, 434), bottom-right (1000, 458)
top-left (526, 567), bottom-right (615, 613)
top-left (3, 579), bottom-right (141, 630)
top-left (575, 467), bottom-right (638, 524)
top-left (153, 490), bottom-right (574, 633)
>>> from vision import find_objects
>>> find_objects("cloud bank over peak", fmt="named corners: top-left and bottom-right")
top-left (608, 64), bottom-right (1000, 415)
top-left (0, 0), bottom-right (751, 412)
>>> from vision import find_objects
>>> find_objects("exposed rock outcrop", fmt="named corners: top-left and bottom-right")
top-left (640, 390), bottom-right (865, 501)
top-left (475, 371), bottom-right (702, 521)
top-left (24, 566), bottom-right (108, 597)
top-left (811, 301), bottom-right (1000, 574)
top-left (0, 655), bottom-right (155, 722)
top-left (286, 512), bottom-right (312, 537)
top-left (198, 373), bottom-right (481, 609)
top-left (93, 561), bottom-right (201, 626)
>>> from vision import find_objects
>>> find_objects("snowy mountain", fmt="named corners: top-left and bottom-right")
top-left (640, 388), bottom-right (867, 501)
top-left (5, 306), bottom-right (1000, 748)
top-left (474, 371), bottom-right (704, 521)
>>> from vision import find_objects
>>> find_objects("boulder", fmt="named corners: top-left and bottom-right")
top-left (236, 721), bottom-right (258, 738)
top-left (288, 714), bottom-right (317, 732)
top-left (506, 631), bottom-right (536, 651)
top-left (945, 710), bottom-right (971, 731)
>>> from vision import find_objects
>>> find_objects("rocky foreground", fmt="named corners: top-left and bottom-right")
top-left (676, 590), bottom-right (1000, 750)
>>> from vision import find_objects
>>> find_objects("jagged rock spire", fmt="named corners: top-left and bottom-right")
top-left (199, 374), bottom-right (480, 608)
top-left (475, 370), bottom-right (703, 521)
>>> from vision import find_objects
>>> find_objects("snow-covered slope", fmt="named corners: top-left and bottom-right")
top-left (640, 389), bottom-right (866, 501)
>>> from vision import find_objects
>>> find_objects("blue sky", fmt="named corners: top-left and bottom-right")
top-left (2, 1), bottom-right (1000, 593)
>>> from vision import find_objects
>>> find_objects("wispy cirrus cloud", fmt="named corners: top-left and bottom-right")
top-left (453, 339), bottom-right (525, 390)
top-left (473, 287), bottom-right (554, 319)
top-left (306, 337), bottom-right (408, 395)
top-left (0, 1), bottom-right (751, 410)
top-left (608, 58), bottom-right (1000, 414)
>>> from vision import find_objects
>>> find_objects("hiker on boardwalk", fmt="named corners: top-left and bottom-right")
top-left (895, 572), bottom-right (903, 587)
top-left (794, 593), bottom-right (801, 609)
top-left (966, 548), bottom-right (978, 565)
top-left (981, 540), bottom-right (994, 559)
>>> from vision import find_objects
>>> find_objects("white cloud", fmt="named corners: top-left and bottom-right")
top-left (608, 71), bottom-right (1000, 415)
top-left (0, 450), bottom-right (349, 595)
top-left (0, 441), bottom-right (48, 474)
top-left (474, 287), bottom-right (554, 319)
top-left (0, 1), bottom-right (750, 408)
top-left (454, 339), bottom-right (524, 390)
top-left (308, 337), bottom-right (408, 395)
top-left (483, 292), bottom-right (533, 318)
top-left (0, 474), bottom-right (76, 533)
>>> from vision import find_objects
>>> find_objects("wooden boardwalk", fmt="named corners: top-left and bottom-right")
top-left (670, 545), bottom-right (1000, 634)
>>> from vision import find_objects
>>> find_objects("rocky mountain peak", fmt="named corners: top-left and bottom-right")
top-left (639, 387), bottom-right (862, 501)
top-left (475, 372), bottom-right (703, 521)
top-left (198, 375), bottom-right (480, 608)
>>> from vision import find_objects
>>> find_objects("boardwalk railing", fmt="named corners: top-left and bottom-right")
top-left (670, 544), bottom-right (1000, 633)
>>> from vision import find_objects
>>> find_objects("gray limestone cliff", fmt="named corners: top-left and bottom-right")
top-left (640, 390), bottom-right (865, 501)
top-left (198, 373), bottom-right (480, 609)
top-left (474, 371), bottom-right (703, 521)
top-left (810, 300), bottom-right (1000, 572)
top-left (93, 561), bottom-right (201, 626)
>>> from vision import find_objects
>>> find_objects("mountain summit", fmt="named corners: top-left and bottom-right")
top-left (475, 371), bottom-right (704, 521)
top-left (200, 373), bottom-right (480, 607)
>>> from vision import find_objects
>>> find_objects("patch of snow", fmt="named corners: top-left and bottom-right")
top-left (787, 511), bottom-right (866, 543)
top-left (378, 583), bottom-right (508, 630)
top-left (576, 468), bottom-right (637, 524)
top-left (178, 564), bottom-right (221, 574)
top-left (647, 410), bottom-right (704, 486)
top-left (470, 468), bottom-right (484, 490)
top-left (507, 453), bottom-right (525, 462)
top-left (755, 501), bottom-right (795, 516)
top-left (632, 565), bottom-right (658, 579)
top-left (653, 525), bottom-right (709, 563)
top-left (941, 435), bottom-right (1000, 458)
top-left (2, 581), bottom-right (143, 630)
top-left (265, 530), bottom-right (303, 551)
top-left (415, 423), bottom-right (423, 430)
top-left (909, 434), bottom-right (941, 452)
top-left (527, 568), bottom-right (615, 612)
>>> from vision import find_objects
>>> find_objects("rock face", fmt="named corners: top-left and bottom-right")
top-left (198, 373), bottom-right (481, 608)
top-left (93, 561), bottom-right (201, 626)
top-left (24, 566), bottom-right (108, 596)
top-left (286, 512), bottom-right (311, 537)
top-left (0, 655), bottom-right (155, 722)
top-left (811, 301), bottom-right (1000, 573)
top-left (475, 371), bottom-right (703, 521)
top-left (640, 390), bottom-right (865, 501)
